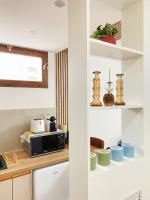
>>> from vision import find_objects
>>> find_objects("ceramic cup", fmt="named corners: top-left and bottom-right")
top-left (111, 146), bottom-right (123, 162)
top-left (123, 143), bottom-right (134, 158)
top-left (96, 149), bottom-right (111, 166)
top-left (90, 153), bottom-right (97, 171)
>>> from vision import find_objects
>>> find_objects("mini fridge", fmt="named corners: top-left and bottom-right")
top-left (33, 162), bottom-right (69, 200)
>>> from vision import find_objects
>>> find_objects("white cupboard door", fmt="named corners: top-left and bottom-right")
top-left (0, 179), bottom-right (12, 200)
top-left (33, 162), bottom-right (69, 200)
top-left (13, 173), bottom-right (32, 200)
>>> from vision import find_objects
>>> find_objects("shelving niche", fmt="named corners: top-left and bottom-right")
top-left (88, 0), bottom-right (144, 199)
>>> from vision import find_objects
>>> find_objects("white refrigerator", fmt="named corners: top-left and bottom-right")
top-left (33, 162), bottom-right (69, 200)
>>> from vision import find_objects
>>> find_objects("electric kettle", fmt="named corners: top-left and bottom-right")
top-left (31, 119), bottom-right (45, 133)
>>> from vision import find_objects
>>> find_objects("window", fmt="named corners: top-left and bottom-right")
top-left (0, 44), bottom-right (48, 88)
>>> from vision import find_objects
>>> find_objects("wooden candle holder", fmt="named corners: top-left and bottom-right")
top-left (115, 74), bottom-right (125, 105)
top-left (90, 71), bottom-right (103, 106)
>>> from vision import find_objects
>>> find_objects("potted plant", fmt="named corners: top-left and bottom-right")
top-left (91, 23), bottom-right (118, 44)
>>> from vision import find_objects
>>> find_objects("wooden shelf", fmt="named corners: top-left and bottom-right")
top-left (90, 38), bottom-right (144, 60)
top-left (90, 105), bottom-right (143, 110)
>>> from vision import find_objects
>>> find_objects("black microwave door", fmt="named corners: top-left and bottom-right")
top-left (57, 134), bottom-right (65, 148)
top-left (42, 135), bottom-right (57, 152)
top-left (31, 137), bottom-right (43, 156)
top-left (42, 134), bottom-right (65, 153)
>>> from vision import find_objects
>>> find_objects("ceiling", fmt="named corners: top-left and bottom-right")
top-left (0, 0), bottom-right (68, 52)
top-left (101, 0), bottom-right (138, 10)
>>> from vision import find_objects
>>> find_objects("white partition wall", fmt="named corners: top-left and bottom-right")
top-left (68, 0), bottom-right (89, 199)
top-left (143, 0), bottom-right (150, 199)
top-left (68, 0), bottom-right (150, 199)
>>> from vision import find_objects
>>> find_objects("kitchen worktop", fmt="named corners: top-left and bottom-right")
top-left (0, 147), bottom-right (69, 181)
top-left (0, 145), bottom-right (98, 182)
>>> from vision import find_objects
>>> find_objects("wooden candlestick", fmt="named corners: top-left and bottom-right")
top-left (115, 74), bottom-right (125, 105)
top-left (90, 71), bottom-right (103, 106)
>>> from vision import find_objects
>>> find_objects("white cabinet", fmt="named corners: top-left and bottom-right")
top-left (0, 172), bottom-right (31, 200)
top-left (13, 173), bottom-right (32, 200)
top-left (33, 162), bottom-right (69, 200)
top-left (0, 179), bottom-right (12, 200)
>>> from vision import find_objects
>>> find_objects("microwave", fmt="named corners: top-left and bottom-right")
top-left (21, 132), bottom-right (65, 157)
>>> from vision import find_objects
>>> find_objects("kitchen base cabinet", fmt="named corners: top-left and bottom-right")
top-left (13, 172), bottom-right (32, 200)
top-left (0, 179), bottom-right (12, 200)
top-left (33, 162), bottom-right (69, 200)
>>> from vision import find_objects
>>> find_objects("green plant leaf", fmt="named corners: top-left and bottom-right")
top-left (92, 23), bottom-right (118, 38)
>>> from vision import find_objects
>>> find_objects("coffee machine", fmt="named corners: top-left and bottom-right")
top-left (47, 116), bottom-right (57, 132)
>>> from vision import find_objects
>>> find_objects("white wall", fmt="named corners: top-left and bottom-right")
top-left (0, 52), bottom-right (56, 110)
top-left (143, 0), bottom-right (150, 199)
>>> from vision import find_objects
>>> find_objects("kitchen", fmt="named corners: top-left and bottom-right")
top-left (0, 0), bottom-right (69, 200)
top-left (1, 0), bottom-right (150, 200)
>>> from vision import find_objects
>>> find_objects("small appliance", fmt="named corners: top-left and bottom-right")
top-left (21, 131), bottom-right (65, 157)
top-left (31, 119), bottom-right (45, 133)
top-left (47, 116), bottom-right (57, 132)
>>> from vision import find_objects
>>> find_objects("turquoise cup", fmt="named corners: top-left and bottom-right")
top-left (123, 143), bottom-right (134, 158)
top-left (111, 146), bottom-right (124, 162)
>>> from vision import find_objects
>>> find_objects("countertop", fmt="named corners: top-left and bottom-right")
top-left (0, 147), bottom-right (69, 181)
top-left (0, 145), bottom-right (98, 182)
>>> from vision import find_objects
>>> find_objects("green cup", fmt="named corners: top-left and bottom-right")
top-left (96, 149), bottom-right (111, 166)
top-left (90, 153), bottom-right (97, 171)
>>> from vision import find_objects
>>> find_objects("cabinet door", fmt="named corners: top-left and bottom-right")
top-left (0, 179), bottom-right (12, 200)
top-left (13, 172), bottom-right (32, 200)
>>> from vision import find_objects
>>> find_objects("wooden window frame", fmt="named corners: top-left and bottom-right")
top-left (0, 44), bottom-right (48, 88)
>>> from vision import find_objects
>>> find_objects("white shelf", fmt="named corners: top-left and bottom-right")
top-left (90, 154), bottom-right (143, 176)
top-left (90, 38), bottom-right (144, 60)
top-left (90, 105), bottom-right (143, 110)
